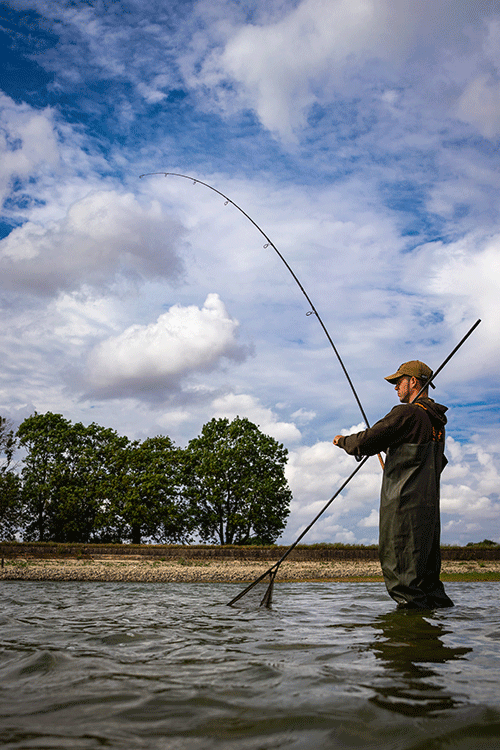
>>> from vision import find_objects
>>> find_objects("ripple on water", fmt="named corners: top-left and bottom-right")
top-left (1, 580), bottom-right (500, 749)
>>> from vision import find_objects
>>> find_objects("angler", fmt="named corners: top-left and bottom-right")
top-left (333, 359), bottom-right (454, 610)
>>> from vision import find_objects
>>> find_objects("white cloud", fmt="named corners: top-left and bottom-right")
top-left (192, 0), bottom-right (500, 140)
top-left (0, 190), bottom-right (184, 295)
top-left (85, 294), bottom-right (248, 398)
top-left (358, 508), bottom-right (379, 528)
top-left (0, 94), bottom-right (59, 207)
top-left (216, 0), bottom-right (379, 139)
top-left (211, 392), bottom-right (302, 444)
top-left (281, 441), bottom-right (383, 542)
top-left (286, 441), bottom-right (347, 498)
top-left (291, 407), bottom-right (316, 423)
top-left (404, 233), bottom-right (500, 382)
top-left (436, 434), bottom-right (500, 544)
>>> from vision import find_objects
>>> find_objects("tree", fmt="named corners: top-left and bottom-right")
top-left (17, 413), bottom-right (130, 542)
top-left (54, 420), bottom-right (130, 543)
top-left (17, 412), bottom-right (70, 541)
top-left (183, 416), bottom-right (292, 545)
top-left (0, 416), bottom-right (22, 540)
top-left (101, 435), bottom-right (192, 544)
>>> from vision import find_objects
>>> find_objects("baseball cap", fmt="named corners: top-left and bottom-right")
top-left (385, 360), bottom-right (435, 388)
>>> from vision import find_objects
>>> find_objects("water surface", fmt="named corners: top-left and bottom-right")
top-left (1, 581), bottom-right (500, 749)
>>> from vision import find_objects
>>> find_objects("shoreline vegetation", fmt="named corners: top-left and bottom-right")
top-left (1, 543), bottom-right (500, 582)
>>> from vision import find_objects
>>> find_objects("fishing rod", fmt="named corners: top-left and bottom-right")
top-left (227, 316), bottom-right (481, 608)
top-left (139, 171), bottom-right (374, 433)
top-left (413, 318), bottom-right (481, 400)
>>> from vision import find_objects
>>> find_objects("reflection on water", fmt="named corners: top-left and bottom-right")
top-left (1, 580), bottom-right (500, 749)
top-left (370, 610), bottom-right (472, 715)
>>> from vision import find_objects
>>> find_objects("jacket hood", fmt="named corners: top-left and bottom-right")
top-left (415, 397), bottom-right (448, 426)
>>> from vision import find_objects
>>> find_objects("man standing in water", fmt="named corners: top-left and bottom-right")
top-left (333, 360), bottom-right (454, 610)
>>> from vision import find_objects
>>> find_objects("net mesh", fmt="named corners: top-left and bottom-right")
top-left (227, 568), bottom-right (277, 608)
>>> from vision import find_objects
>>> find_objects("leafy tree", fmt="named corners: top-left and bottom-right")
top-left (0, 416), bottom-right (22, 540)
top-left (54, 421), bottom-right (130, 543)
top-left (183, 416), bottom-right (292, 545)
top-left (101, 435), bottom-right (192, 544)
top-left (17, 412), bottom-right (71, 541)
top-left (17, 413), bottom-right (130, 542)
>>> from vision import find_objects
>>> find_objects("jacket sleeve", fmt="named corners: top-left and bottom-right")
top-left (336, 406), bottom-right (416, 458)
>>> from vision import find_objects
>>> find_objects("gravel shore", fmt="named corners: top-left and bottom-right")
top-left (2, 557), bottom-right (500, 582)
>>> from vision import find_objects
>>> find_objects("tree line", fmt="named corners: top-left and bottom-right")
top-left (0, 413), bottom-right (292, 546)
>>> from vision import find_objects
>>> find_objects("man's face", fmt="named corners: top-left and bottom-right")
top-left (395, 375), bottom-right (411, 403)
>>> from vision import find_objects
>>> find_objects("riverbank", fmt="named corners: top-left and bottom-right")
top-left (2, 556), bottom-right (500, 582)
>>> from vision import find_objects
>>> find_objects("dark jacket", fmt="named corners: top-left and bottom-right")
top-left (336, 397), bottom-right (448, 459)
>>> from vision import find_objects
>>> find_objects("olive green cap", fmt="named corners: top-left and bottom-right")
top-left (385, 360), bottom-right (435, 388)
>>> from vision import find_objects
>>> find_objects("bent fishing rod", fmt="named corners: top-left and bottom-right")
top-left (139, 171), bottom-right (375, 436)
top-left (227, 316), bottom-right (481, 608)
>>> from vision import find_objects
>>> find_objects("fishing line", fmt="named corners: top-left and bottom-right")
top-left (139, 172), bottom-right (373, 431)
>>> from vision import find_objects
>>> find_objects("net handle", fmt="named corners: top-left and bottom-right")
top-left (227, 456), bottom-right (369, 606)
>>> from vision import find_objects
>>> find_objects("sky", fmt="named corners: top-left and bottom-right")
top-left (1, 0), bottom-right (499, 546)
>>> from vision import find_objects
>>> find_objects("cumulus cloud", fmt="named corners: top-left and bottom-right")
top-left (211, 392), bottom-right (302, 444)
top-left (439, 436), bottom-right (500, 538)
top-left (0, 190), bottom-right (184, 295)
top-left (358, 508), bottom-right (379, 528)
top-left (85, 294), bottom-right (249, 399)
top-left (287, 441), bottom-right (351, 498)
top-left (281, 440), bottom-right (382, 543)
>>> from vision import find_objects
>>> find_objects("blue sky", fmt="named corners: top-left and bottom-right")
top-left (1, 0), bottom-right (499, 545)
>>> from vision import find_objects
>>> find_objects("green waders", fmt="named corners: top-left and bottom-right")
top-left (379, 442), bottom-right (454, 609)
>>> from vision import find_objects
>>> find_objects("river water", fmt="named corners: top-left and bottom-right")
top-left (1, 580), bottom-right (500, 749)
